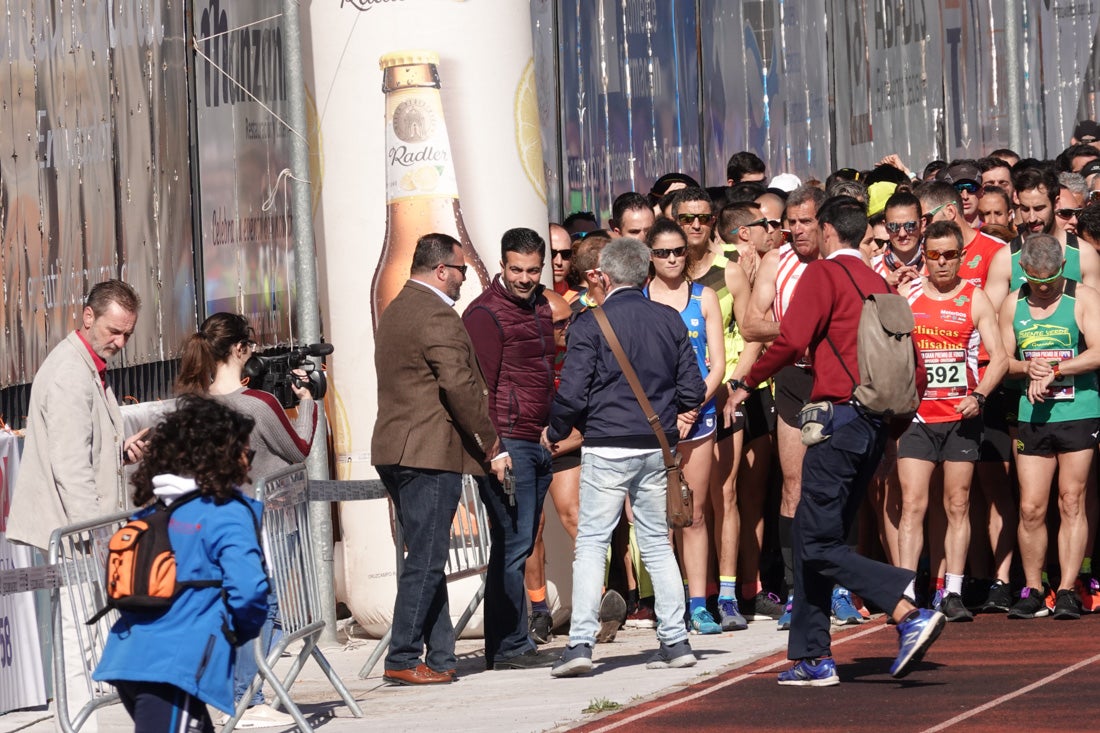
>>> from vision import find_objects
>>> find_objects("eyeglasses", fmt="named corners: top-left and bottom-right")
top-left (651, 246), bottom-right (687, 259)
top-left (570, 231), bottom-right (594, 241)
top-left (440, 263), bottom-right (468, 276)
top-left (729, 217), bottom-right (770, 235)
top-left (676, 213), bottom-right (714, 226)
top-left (765, 219), bottom-right (782, 230)
top-left (873, 237), bottom-right (891, 248)
top-left (553, 318), bottom-right (570, 330)
top-left (925, 249), bottom-right (962, 262)
top-left (885, 220), bottom-right (920, 234)
top-left (922, 203), bottom-right (949, 223)
top-left (1056, 208), bottom-right (1082, 219)
top-left (1089, 190), bottom-right (1100, 203)
top-left (552, 248), bottom-right (573, 260)
top-left (1023, 263), bottom-right (1065, 284)
top-left (954, 182), bottom-right (981, 195)
top-left (245, 448), bottom-right (256, 466)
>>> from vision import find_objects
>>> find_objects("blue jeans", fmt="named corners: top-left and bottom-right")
top-left (789, 407), bottom-right (913, 660)
top-left (233, 592), bottom-right (281, 706)
top-left (477, 438), bottom-right (551, 666)
top-left (377, 465), bottom-right (463, 672)
top-left (569, 449), bottom-right (687, 646)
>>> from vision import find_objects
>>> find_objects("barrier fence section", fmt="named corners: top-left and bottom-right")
top-left (358, 473), bottom-right (492, 679)
top-left (222, 465), bottom-right (363, 732)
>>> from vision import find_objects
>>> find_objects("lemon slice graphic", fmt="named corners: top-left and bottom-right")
top-left (514, 58), bottom-right (546, 204)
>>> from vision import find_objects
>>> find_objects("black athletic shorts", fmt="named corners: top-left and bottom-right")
top-left (551, 448), bottom-right (581, 473)
top-left (898, 418), bottom-right (982, 463)
top-left (774, 364), bottom-right (814, 428)
top-left (1016, 418), bottom-right (1100, 456)
top-left (742, 387), bottom-right (777, 443)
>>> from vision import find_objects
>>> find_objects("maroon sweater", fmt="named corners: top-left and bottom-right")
top-left (746, 249), bottom-right (926, 403)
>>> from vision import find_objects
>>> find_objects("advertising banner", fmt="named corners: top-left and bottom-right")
top-left (0, 0), bottom-right (196, 388)
top-left (302, 0), bottom-right (551, 633)
top-left (192, 0), bottom-right (298, 344)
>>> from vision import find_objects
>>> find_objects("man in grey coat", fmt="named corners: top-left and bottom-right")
top-left (8, 279), bottom-right (147, 731)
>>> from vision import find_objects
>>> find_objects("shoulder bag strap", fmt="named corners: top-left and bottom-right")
top-left (592, 307), bottom-right (678, 469)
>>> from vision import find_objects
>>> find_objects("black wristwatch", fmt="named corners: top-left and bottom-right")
top-left (728, 378), bottom-right (749, 392)
top-left (971, 392), bottom-right (987, 409)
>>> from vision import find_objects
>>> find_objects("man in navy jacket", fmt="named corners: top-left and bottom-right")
top-left (543, 237), bottom-right (706, 677)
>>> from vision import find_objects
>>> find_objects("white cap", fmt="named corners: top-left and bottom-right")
top-left (768, 173), bottom-right (801, 193)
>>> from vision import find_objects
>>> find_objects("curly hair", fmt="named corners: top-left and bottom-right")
top-left (131, 395), bottom-right (255, 506)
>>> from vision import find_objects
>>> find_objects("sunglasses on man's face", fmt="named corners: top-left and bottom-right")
top-left (954, 181), bottom-right (981, 195)
top-left (925, 248), bottom-right (961, 262)
top-left (729, 217), bottom-right (770, 236)
top-left (885, 220), bottom-right (919, 234)
top-left (676, 213), bottom-right (714, 226)
top-left (1023, 264), bottom-right (1065, 284)
top-left (552, 248), bottom-right (573, 260)
top-left (1056, 208), bottom-right (1082, 219)
top-left (651, 246), bottom-right (687, 259)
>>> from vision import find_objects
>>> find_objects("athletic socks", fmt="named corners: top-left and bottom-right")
top-left (719, 576), bottom-right (737, 601)
top-left (528, 586), bottom-right (549, 614)
top-left (945, 573), bottom-right (964, 597)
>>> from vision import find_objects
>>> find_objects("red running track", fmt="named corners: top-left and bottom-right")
top-left (569, 614), bottom-right (1100, 732)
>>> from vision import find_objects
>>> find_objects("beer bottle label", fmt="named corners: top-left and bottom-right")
top-left (385, 90), bottom-right (460, 201)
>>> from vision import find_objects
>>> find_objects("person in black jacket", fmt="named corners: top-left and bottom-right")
top-left (542, 237), bottom-right (706, 677)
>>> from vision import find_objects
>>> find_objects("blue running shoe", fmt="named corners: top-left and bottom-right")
top-left (831, 586), bottom-right (863, 626)
top-left (777, 593), bottom-right (793, 631)
top-left (717, 597), bottom-right (748, 631)
top-left (931, 588), bottom-right (944, 612)
top-left (777, 657), bottom-right (839, 687)
top-left (690, 606), bottom-right (722, 634)
top-left (890, 609), bottom-right (946, 678)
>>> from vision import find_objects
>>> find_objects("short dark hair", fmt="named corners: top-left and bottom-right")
top-left (1013, 166), bottom-right (1059, 204)
top-left (916, 181), bottom-right (961, 214)
top-left (884, 191), bottom-right (923, 217)
top-left (924, 220), bottom-right (964, 249)
top-left (131, 394), bottom-right (255, 506)
top-left (86, 279), bottom-right (140, 317)
top-left (718, 202), bottom-right (763, 243)
top-left (977, 156), bottom-right (1012, 174)
top-left (611, 192), bottom-right (651, 228)
top-left (645, 217), bottom-right (688, 249)
top-left (980, 185), bottom-right (1013, 210)
top-left (990, 148), bottom-right (1020, 162)
top-left (726, 151), bottom-right (766, 184)
top-left (410, 233), bottom-right (460, 274)
top-left (816, 196), bottom-right (867, 248)
top-left (1061, 143), bottom-right (1100, 172)
top-left (501, 227), bottom-right (545, 261)
top-left (1077, 204), bottom-right (1100, 242)
top-left (563, 210), bottom-right (599, 230)
top-left (727, 181), bottom-right (768, 203)
top-left (670, 186), bottom-right (714, 215)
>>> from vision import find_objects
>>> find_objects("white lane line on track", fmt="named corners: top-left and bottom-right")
top-left (920, 650), bottom-right (1100, 733)
top-left (585, 622), bottom-right (890, 733)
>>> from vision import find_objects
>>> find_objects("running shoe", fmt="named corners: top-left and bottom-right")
top-left (890, 609), bottom-right (946, 678)
top-left (831, 586), bottom-right (863, 626)
top-left (624, 602), bottom-right (658, 628)
top-left (777, 657), bottom-right (839, 687)
top-left (747, 591), bottom-right (786, 621)
top-left (1051, 588), bottom-right (1083, 620)
top-left (930, 588), bottom-right (944, 612)
top-left (529, 610), bottom-right (553, 644)
top-left (939, 592), bottom-right (974, 622)
top-left (717, 597), bottom-right (748, 631)
top-left (646, 639), bottom-right (696, 669)
top-left (689, 606), bottom-right (722, 635)
top-left (1007, 586), bottom-right (1050, 619)
top-left (1075, 575), bottom-right (1100, 614)
top-left (980, 579), bottom-right (1012, 614)
top-left (777, 593), bottom-right (794, 631)
top-left (551, 642), bottom-right (593, 678)
top-left (596, 590), bottom-right (627, 643)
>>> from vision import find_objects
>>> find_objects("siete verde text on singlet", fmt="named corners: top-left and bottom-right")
top-left (1013, 280), bottom-right (1100, 423)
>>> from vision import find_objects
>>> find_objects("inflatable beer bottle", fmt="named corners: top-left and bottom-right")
top-left (372, 50), bottom-right (490, 329)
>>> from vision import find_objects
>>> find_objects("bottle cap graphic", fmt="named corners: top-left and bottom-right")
top-left (379, 50), bottom-right (440, 69)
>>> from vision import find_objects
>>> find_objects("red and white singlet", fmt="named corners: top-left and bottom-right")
top-left (910, 281), bottom-right (980, 423)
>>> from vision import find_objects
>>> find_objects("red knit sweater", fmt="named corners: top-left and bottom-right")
top-left (746, 249), bottom-right (926, 404)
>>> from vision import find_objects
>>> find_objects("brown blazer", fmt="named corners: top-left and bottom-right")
top-left (372, 281), bottom-right (497, 475)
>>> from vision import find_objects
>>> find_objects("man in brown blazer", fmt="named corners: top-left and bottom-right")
top-left (373, 233), bottom-right (508, 686)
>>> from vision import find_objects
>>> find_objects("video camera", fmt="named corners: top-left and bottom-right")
top-left (243, 342), bottom-right (334, 409)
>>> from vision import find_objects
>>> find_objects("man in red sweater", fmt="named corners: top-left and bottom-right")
top-left (729, 196), bottom-right (945, 686)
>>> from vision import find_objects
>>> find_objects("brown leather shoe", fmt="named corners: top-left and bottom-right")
top-left (383, 663), bottom-right (454, 685)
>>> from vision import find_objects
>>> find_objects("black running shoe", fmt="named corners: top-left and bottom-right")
top-left (980, 580), bottom-right (1012, 614)
top-left (1051, 588), bottom-right (1083, 620)
top-left (940, 592), bottom-right (974, 622)
top-left (529, 610), bottom-right (553, 644)
top-left (1008, 586), bottom-right (1050, 619)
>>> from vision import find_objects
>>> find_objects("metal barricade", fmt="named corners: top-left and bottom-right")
top-left (46, 510), bottom-right (132, 733)
top-left (358, 473), bottom-right (491, 679)
top-left (223, 464), bottom-right (363, 732)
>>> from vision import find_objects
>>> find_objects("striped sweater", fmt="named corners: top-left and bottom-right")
top-left (214, 387), bottom-right (317, 493)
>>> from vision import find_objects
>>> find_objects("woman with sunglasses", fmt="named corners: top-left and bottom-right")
top-left (643, 218), bottom-right (726, 634)
top-left (176, 312), bottom-right (318, 727)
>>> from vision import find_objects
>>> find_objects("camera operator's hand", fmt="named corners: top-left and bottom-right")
top-left (289, 369), bottom-right (313, 401)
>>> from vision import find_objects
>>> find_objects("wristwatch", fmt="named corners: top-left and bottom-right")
top-left (1052, 362), bottom-right (1063, 379)
top-left (728, 378), bottom-right (749, 392)
top-left (971, 392), bottom-right (987, 409)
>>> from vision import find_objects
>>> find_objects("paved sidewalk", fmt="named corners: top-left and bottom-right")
top-left (4, 617), bottom-right (800, 732)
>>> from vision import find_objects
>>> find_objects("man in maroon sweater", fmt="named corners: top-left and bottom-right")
top-left (729, 196), bottom-right (945, 686)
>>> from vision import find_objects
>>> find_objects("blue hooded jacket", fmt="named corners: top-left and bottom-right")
top-left (93, 475), bottom-right (269, 713)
